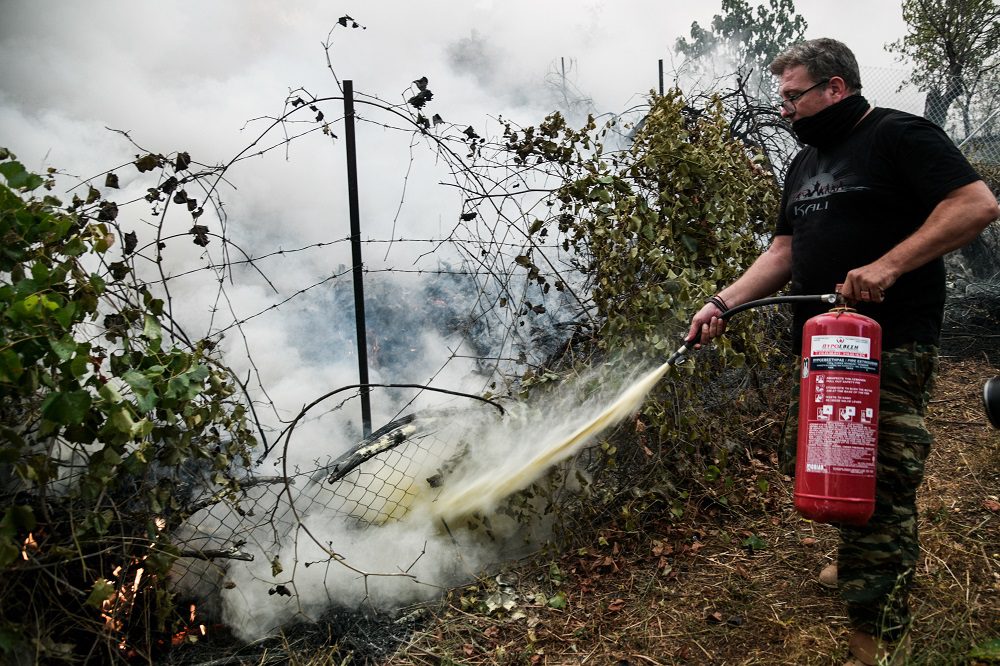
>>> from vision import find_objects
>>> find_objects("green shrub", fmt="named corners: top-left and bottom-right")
top-left (0, 151), bottom-right (255, 663)
top-left (508, 92), bottom-right (784, 501)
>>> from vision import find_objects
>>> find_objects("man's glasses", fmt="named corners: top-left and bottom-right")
top-left (777, 78), bottom-right (830, 114)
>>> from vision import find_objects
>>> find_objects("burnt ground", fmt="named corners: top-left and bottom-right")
top-left (176, 356), bottom-right (999, 666)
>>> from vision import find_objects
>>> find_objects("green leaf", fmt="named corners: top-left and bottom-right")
top-left (131, 418), bottom-right (153, 438)
top-left (109, 407), bottom-right (136, 434)
top-left (0, 542), bottom-right (18, 568)
top-left (85, 578), bottom-right (116, 608)
top-left (142, 314), bottom-right (162, 348)
top-left (88, 273), bottom-right (106, 294)
top-left (547, 591), bottom-right (567, 609)
top-left (165, 375), bottom-right (190, 400)
top-left (98, 382), bottom-right (124, 404)
top-left (69, 354), bottom-right (90, 378)
top-left (49, 336), bottom-right (78, 361)
top-left (53, 302), bottom-right (77, 328)
top-left (680, 233), bottom-right (698, 253)
top-left (11, 505), bottom-right (36, 531)
top-left (173, 368), bottom-right (206, 401)
top-left (122, 448), bottom-right (148, 474)
top-left (0, 349), bottom-right (24, 383)
top-left (61, 236), bottom-right (87, 257)
top-left (186, 364), bottom-right (209, 384)
top-left (0, 161), bottom-right (41, 190)
top-left (122, 369), bottom-right (152, 393)
top-left (102, 447), bottom-right (122, 466)
top-left (40, 390), bottom-right (92, 425)
top-left (123, 370), bottom-right (157, 412)
top-left (742, 534), bottom-right (767, 551)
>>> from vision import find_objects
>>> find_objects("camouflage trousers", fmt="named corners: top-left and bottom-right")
top-left (780, 343), bottom-right (939, 640)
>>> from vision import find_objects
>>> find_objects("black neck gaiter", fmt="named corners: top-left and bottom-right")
top-left (792, 94), bottom-right (870, 149)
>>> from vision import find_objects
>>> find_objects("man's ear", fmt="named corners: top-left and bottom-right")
top-left (828, 76), bottom-right (850, 99)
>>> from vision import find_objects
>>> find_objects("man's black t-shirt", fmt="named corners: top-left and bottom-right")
top-left (776, 107), bottom-right (981, 353)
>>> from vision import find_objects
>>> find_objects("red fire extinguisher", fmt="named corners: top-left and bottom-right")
top-left (680, 292), bottom-right (880, 524)
top-left (793, 305), bottom-right (882, 526)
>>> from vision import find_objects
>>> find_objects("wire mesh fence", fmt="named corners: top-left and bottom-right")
top-left (862, 65), bottom-right (1000, 166)
top-left (168, 410), bottom-right (473, 602)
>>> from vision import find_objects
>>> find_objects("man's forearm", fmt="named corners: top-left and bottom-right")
top-left (880, 181), bottom-right (998, 276)
top-left (842, 180), bottom-right (1000, 302)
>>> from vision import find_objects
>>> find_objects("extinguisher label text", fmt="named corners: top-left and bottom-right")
top-left (804, 422), bottom-right (877, 476)
top-left (810, 335), bottom-right (871, 359)
top-left (810, 357), bottom-right (880, 374)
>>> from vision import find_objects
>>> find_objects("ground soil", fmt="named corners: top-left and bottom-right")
top-left (388, 356), bottom-right (1000, 666)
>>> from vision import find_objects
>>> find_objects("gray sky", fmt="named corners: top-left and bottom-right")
top-left (1, 1), bottom-right (911, 168)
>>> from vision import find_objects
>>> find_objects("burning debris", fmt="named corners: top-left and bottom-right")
top-left (162, 374), bottom-right (605, 657)
top-left (165, 604), bottom-right (423, 665)
top-left (165, 408), bottom-right (502, 642)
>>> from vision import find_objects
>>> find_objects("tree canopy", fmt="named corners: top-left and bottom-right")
top-left (888, 0), bottom-right (1000, 128)
top-left (675, 0), bottom-right (808, 95)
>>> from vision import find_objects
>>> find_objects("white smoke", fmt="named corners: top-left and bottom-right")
top-left (0, 0), bottom-right (915, 642)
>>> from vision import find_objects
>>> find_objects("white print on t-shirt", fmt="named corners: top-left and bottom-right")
top-left (789, 168), bottom-right (872, 217)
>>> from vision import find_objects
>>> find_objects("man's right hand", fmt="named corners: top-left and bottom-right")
top-left (685, 301), bottom-right (727, 347)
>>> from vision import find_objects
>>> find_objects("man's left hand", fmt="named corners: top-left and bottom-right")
top-left (840, 260), bottom-right (898, 303)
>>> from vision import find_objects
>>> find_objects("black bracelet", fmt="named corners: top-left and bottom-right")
top-left (709, 295), bottom-right (729, 313)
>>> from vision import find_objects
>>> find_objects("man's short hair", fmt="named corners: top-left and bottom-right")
top-left (770, 38), bottom-right (863, 92)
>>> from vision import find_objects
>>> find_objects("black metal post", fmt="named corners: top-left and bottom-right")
top-left (343, 80), bottom-right (372, 437)
top-left (658, 59), bottom-right (664, 96)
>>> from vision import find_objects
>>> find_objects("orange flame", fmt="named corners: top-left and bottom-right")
top-left (20, 533), bottom-right (38, 560)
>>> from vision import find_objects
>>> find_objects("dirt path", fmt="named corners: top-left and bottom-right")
top-left (393, 357), bottom-right (1000, 665)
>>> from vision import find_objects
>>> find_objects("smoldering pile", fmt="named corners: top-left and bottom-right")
top-left (163, 401), bottom-right (571, 651)
top-left (165, 604), bottom-right (426, 665)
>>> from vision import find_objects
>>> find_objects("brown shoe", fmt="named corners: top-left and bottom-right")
top-left (843, 630), bottom-right (911, 666)
top-left (819, 562), bottom-right (838, 589)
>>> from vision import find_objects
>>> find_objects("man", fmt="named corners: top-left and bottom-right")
top-left (687, 38), bottom-right (999, 665)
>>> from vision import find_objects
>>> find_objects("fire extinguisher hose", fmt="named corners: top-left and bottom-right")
top-left (665, 292), bottom-right (841, 365)
top-left (715, 293), bottom-right (840, 321)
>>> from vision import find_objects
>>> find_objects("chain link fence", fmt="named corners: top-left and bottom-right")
top-left (862, 65), bottom-right (1000, 167)
top-left (167, 409), bottom-right (477, 616)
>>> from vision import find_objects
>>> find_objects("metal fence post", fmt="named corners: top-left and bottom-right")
top-left (343, 80), bottom-right (372, 437)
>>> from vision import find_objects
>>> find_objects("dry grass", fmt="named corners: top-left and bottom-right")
top-left (385, 357), bottom-right (1000, 665)
top-left (183, 358), bottom-right (998, 665)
